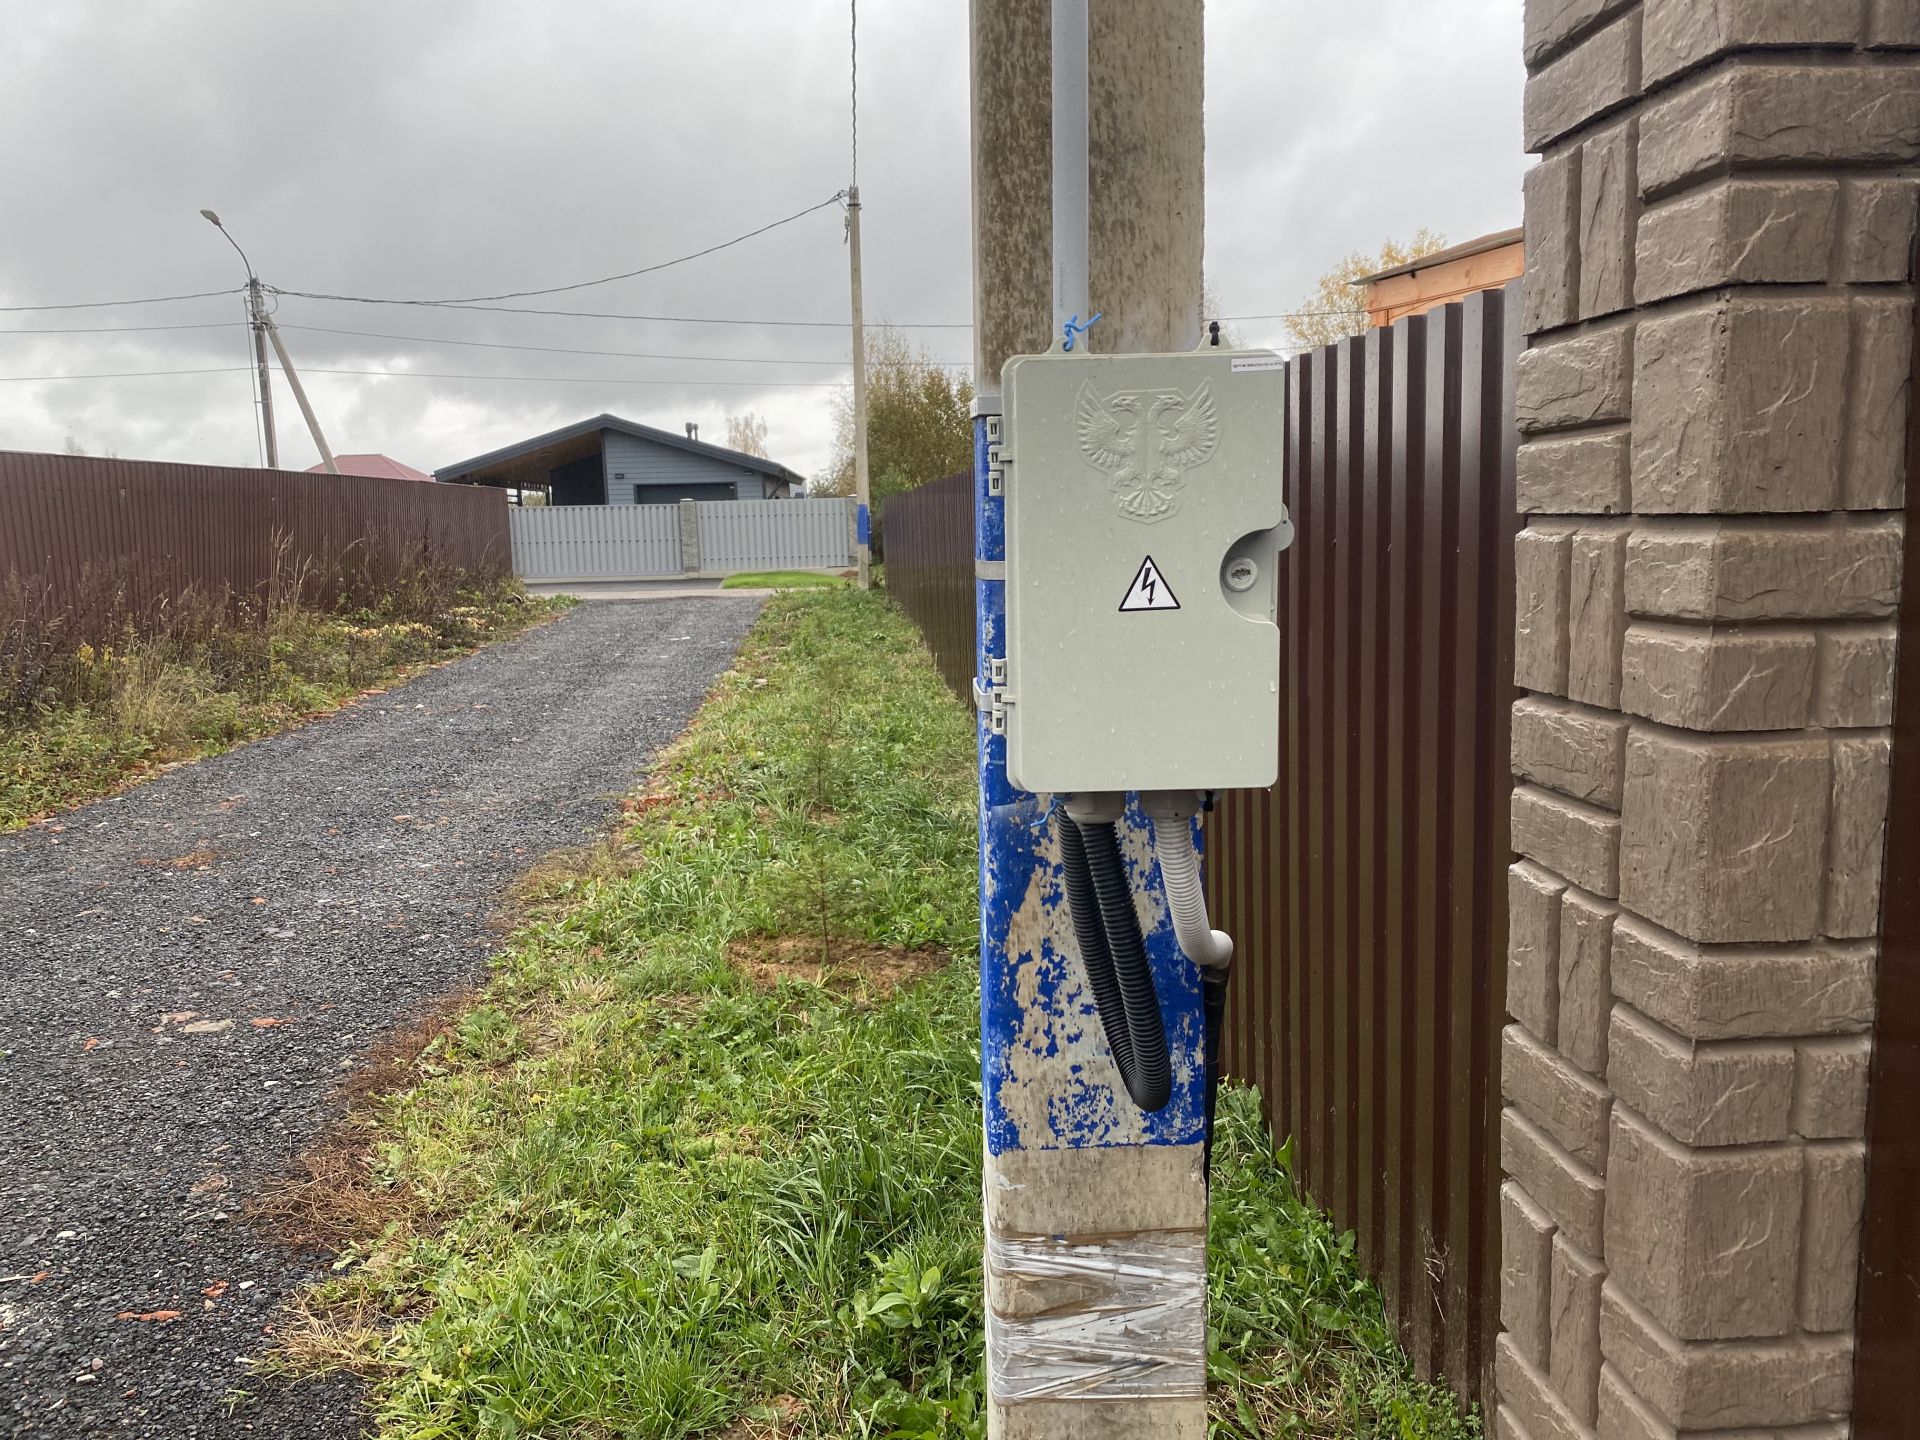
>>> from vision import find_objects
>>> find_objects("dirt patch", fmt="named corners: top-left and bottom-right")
top-left (247, 989), bottom-right (473, 1252)
top-left (726, 935), bottom-right (945, 998)
top-left (500, 839), bottom-right (640, 918)
top-left (717, 1394), bottom-right (806, 1439)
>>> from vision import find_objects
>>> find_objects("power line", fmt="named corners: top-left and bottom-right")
top-left (0, 286), bottom-right (243, 313)
top-left (0, 305), bottom-right (1370, 340)
top-left (0, 364), bottom-right (849, 389)
top-left (0, 321), bottom-right (243, 336)
top-left (850, 0), bottom-right (859, 188)
top-left (263, 294), bottom-right (974, 329)
top-left (270, 194), bottom-right (848, 308)
top-left (306, 366), bottom-right (848, 388)
top-left (277, 323), bottom-right (973, 368)
top-left (0, 367), bottom-right (248, 382)
top-left (0, 317), bottom-right (972, 367)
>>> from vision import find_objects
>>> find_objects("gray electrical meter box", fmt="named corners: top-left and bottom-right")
top-left (999, 346), bottom-right (1292, 795)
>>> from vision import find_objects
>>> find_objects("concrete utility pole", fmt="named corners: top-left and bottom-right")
top-left (260, 315), bottom-right (338, 474)
top-left (201, 209), bottom-right (278, 467)
top-left (970, 3), bottom-right (1206, 1438)
top-left (848, 185), bottom-right (873, 589)
top-left (247, 279), bottom-right (279, 468)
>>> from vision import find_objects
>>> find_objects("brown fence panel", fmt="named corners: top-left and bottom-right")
top-left (1207, 284), bottom-right (1521, 1398)
top-left (1852, 261), bottom-right (1920, 1440)
top-left (0, 450), bottom-right (511, 612)
top-left (880, 293), bottom-right (1521, 1402)
top-left (881, 471), bottom-right (975, 700)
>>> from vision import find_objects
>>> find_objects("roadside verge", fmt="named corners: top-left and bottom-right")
top-left (260, 588), bottom-right (1477, 1440)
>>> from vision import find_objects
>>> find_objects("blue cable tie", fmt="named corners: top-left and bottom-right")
top-left (1062, 312), bottom-right (1103, 352)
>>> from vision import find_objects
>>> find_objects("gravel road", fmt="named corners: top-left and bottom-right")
top-left (0, 598), bottom-right (761, 1438)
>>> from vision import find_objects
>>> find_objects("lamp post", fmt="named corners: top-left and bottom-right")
top-left (201, 208), bottom-right (277, 468)
top-left (199, 210), bottom-right (336, 473)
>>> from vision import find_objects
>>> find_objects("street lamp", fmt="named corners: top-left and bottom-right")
top-left (198, 209), bottom-right (337, 474)
top-left (202, 207), bottom-right (277, 467)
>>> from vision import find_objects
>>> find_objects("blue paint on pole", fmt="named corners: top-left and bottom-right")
top-left (856, 502), bottom-right (871, 546)
top-left (976, 411), bottom-right (1206, 1158)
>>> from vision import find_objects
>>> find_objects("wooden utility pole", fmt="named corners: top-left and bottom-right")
top-left (247, 278), bottom-right (279, 469)
top-left (848, 185), bottom-right (872, 588)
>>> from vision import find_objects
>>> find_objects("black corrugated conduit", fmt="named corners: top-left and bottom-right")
top-left (1057, 812), bottom-right (1172, 1112)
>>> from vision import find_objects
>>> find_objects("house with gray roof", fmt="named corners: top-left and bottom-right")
top-left (435, 414), bottom-right (804, 505)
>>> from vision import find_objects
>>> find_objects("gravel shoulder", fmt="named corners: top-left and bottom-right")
top-left (0, 598), bottom-right (761, 1438)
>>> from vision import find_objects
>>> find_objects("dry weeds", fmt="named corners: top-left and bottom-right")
top-left (726, 934), bottom-right (946, 999)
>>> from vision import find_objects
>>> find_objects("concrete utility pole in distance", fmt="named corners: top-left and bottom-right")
top-left (847, 184), bottom-right (873, 589)
top-left (247, 279), bottom-right (279, 469)
top-left (260, 315), bottom-right (338, 474)
top-left (201, 209), bottom-right (279, 468)
top-left (971, 3), bottom-right (1207, 1438)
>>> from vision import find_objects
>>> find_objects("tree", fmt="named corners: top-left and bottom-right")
top-left (724, 411), bottom-right (769, 458)
top-left (818, 326), bottom-right (973, 554)
top-left (1285, 229), bottom-right (1448, 351)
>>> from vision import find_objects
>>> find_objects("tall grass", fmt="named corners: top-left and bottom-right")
top-left (262, 590), bottom-right (1477, 1439)
top-left (0, 538), bottom-right (558, 827)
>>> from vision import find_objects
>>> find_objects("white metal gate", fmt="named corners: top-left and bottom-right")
top-left (508, 499), bottom-right (854, 581)
top-left (508, 504), bottom-right (682, 580)
top-left (695, 499), bottom-right (854, 571)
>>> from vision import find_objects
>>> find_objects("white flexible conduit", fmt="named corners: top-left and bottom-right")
top-left (1149, 803), bottom-right (1233, 970)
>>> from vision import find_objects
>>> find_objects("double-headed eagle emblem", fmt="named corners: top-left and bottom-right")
top-left (1075, 380), bottom-right (1221, 522)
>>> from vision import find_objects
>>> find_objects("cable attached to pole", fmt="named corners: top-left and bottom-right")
top-left (1057, 810), bottom-right (1172, 1112)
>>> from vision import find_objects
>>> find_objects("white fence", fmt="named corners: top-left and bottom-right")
top-left (508, 498), bottom-right (853, 581)
top-left (508, 504), bottom-right (681, 580)
top-left (695, 499), bottom-right (853, 571)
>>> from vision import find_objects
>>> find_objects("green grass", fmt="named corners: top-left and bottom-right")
top-left (0, 585), bottom-right (566, 829)
top-left (719, 570), bottom-right (851, 590)
top-left (269, 589), bottom-right (1477, 1440)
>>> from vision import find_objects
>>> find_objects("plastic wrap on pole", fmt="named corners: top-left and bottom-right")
top-left (985, 1229), bottom-right (1206, 1402)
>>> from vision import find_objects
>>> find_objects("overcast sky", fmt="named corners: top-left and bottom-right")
top-left (0, 0), bottom-right (1526, 481)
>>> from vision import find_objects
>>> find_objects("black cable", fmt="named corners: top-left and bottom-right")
top-left (1057, 813), bottom-right (1172, 1112)
top-left (1201, 964), bottom-right (1229, 1177)
top-left (271, 195), bottom-right (848, 308)
top-left (1057, 815), bottom-right (1133, 1089)
top-left (263, 295), bottom-right (974, 329)
top-left (0, 286), bottom-right (244, 313)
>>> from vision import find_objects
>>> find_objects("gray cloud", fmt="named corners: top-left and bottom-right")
top-left (0, 0), bottom-right (1523, 479)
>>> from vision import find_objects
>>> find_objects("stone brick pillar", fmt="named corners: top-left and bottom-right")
top-left (1502, 7), bottom-right (1914, 1438)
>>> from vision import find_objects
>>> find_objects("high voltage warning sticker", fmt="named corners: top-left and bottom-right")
top-left (1119, 556), bottom-right (1180, 612)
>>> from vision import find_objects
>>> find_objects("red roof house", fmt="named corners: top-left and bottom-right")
top-left (305, 454), bottom-right (433, 481)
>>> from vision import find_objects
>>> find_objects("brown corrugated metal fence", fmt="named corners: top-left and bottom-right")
top-left (1206, 287), bottom-right (1520, 1393)
top-left (881, 288), bottom-right (1522, 1403)
top-left (0, 450), bottom-right (510, 612)
top-left (881, 470), bottom-right (975, 701)
top-left (1851, 255), bottom-right (1920, 1440)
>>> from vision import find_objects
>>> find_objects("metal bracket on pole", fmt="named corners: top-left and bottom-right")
top-left (985, 415), bottom-right (1006, 497)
